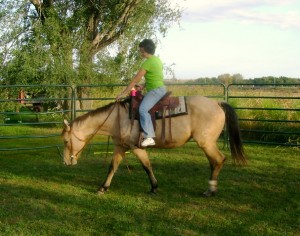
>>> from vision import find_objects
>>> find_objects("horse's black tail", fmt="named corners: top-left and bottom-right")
top-left (220, 102), bottom-right (247, 165)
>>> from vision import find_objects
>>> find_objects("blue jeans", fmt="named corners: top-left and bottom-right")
top-left (139, 86), bottom-right (167, 138)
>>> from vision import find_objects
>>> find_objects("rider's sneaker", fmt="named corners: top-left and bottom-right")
top-left (141, 138), bottom-right (156, 147)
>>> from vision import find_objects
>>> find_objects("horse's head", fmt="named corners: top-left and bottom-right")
top-left (61, 119), bottom-right (85, 166)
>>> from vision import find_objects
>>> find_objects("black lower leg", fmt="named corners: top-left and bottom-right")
top-left (143, 166), bottom-right (158, 193)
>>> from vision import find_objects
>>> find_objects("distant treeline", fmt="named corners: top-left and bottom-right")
top-left (169, 74), bottom-right (300, 85)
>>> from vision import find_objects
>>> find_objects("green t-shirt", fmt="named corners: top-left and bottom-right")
top-left (141, 55), bottom-right (164, 91)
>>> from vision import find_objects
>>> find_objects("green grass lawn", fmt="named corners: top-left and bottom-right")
top-left (0, 142), bottom-right (299, 236)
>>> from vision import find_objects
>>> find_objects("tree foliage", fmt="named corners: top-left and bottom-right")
top-left (190, 74), bottom-right (300, 85)
top-left (0, 0), bottom-right (181, 86)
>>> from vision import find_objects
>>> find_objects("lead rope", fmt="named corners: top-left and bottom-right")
top-left (116, 103), bottom-right (132, 174)
top-left (105, 136), bottom-right (111, 161)
top-left (117, 102), bottom-right (124, 145)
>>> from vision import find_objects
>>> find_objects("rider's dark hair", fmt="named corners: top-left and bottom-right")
top-left (139, 39), bottom-right (156, 54)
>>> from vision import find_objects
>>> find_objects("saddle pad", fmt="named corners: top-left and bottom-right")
top-left (155, 96), bottom-right (188, 119)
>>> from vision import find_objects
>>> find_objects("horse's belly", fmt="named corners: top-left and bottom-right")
top-left (154, 116), bottom-right (192, 147)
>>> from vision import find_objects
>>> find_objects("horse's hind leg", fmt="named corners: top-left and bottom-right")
top-left (202, 144), bottom-right (226, 197)
top-left (132, 148), bottom-right (158, 194)
top-left (98, 145), bottom-right (127, 195)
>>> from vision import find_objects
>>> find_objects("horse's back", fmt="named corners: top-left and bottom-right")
top-left (186, 96), bottom-right (225, 145)
top-left (186, 95), bottom-right (224, 119)
top-left (153, 96), bottom-right (225, 148)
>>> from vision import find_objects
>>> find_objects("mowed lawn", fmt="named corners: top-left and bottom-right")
top-left (0, 142), bottom-right (299, 236)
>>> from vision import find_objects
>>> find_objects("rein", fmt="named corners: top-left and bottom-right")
top-left (70, 102), bottom-right (121, 159)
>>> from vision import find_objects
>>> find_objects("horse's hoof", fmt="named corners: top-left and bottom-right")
top-left (97, 191), bottom-right (105, 195)
top-left (203, 189), bottom-right (217, 197)
top-left (149, 188), bottom-right (157, 195)
top-left (97, 187), bottom-right (108, 195)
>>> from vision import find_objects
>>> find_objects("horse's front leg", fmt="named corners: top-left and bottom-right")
top-left (98, 145), bottom-right (127, 195)
top-left (132, 148), bottom-right (158, 194)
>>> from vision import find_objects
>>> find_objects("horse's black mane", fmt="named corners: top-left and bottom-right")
top-left (96, 97), bottom-right (130, 113)
top-left (72, 97), bottom-right (130, 124)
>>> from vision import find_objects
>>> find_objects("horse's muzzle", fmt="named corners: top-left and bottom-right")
top-left (64, 155), bottom-right (77, 166)
top-left (71, 155), bottom-right (77, 165)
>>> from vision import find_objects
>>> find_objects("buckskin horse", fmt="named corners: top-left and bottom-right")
top-left (61, 95), bottom-right (246, 197)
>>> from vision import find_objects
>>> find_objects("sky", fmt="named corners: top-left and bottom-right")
top-left (157, 0), bottom-right (300, 80)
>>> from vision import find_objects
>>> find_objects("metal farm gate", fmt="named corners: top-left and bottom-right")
top-left (0, 83), bottom-right (299, 153)
top-left (0, 85), bottom-right (74, 152)
top-left (227, 83), bottom-right (300, 147)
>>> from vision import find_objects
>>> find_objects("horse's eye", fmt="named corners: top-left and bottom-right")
top-left (64, 141), bottom-right (68, 144)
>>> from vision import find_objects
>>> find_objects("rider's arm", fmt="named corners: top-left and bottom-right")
top-left (116, 69), bottom-right (146, 100)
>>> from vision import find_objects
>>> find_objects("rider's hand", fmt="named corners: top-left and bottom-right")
top-left (135, 84), bottom-right (143, 91)
top-left (116, 94), bottom-right (123, 101)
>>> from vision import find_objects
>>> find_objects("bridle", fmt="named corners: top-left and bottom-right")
top-left (68, 101), bottom-right (121, 162)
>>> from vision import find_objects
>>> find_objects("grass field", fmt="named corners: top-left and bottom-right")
top-left (0, 84), bottom-right (299, 235)
top-left (0, 141), bottom-right (299, 236)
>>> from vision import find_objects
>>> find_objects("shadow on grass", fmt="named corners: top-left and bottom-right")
top-left (0, 145), bottom-right (299, 235)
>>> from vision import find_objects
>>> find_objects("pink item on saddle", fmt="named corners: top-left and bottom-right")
top-left (131, 88), bottom-right (136, 97)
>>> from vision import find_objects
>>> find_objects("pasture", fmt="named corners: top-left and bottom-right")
top-left (0, 84), bottom-right (299, 235)
top-left (0, 140), bottom-right (299, 236)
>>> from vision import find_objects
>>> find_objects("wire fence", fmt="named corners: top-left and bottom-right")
top-left (0, 83), bottom-right (299, 153)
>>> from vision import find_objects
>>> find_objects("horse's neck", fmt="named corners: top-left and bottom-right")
top-left (98, 105), bottom-right (131, 139)
top-left (73, 104), bottom-right (131, 140)
top-left (72, 109), bottom-right (116, 139)
top-left (90, 109), bottom-right (117, 136)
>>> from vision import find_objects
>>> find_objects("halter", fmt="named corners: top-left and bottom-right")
top-left (69, 102), bottom-right (121, 161)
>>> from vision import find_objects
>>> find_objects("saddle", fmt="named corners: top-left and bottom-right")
top-left (130, 91), bottom-right (180, 146)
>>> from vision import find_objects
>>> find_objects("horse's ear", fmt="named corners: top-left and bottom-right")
top-left (63, 119), bottom-right (71, 131)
